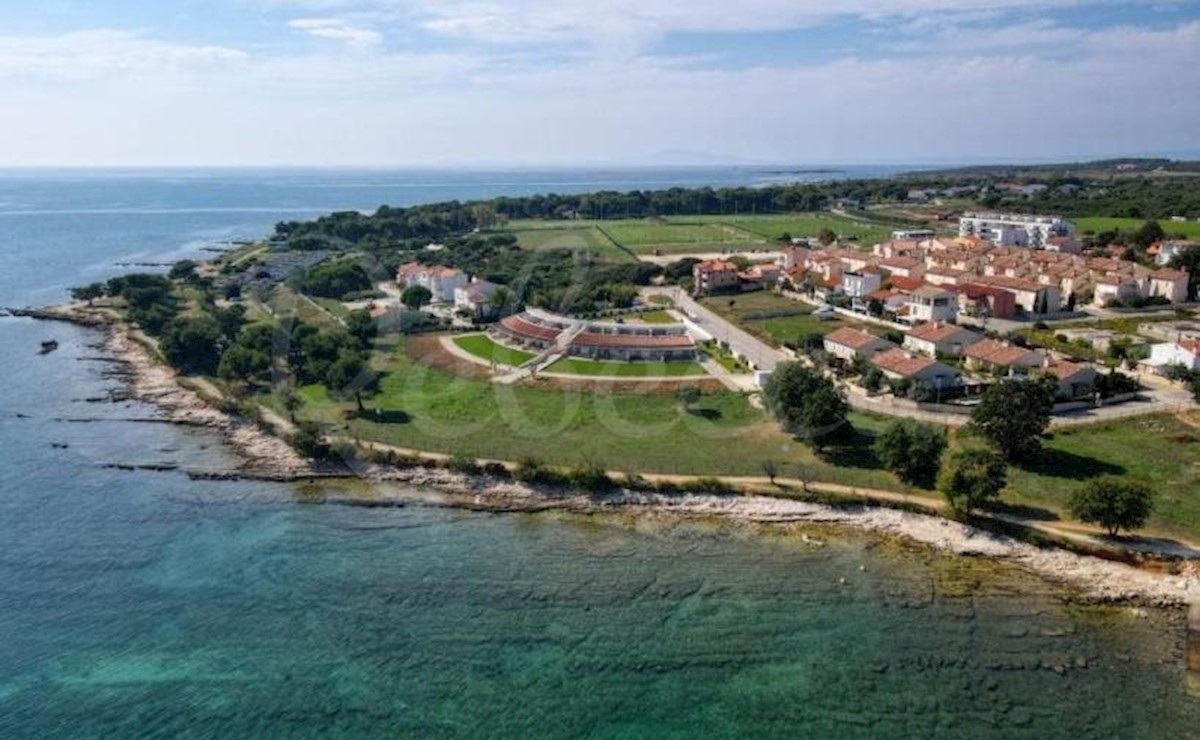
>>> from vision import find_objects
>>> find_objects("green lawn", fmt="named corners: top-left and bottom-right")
top-left (453, 334), bottom-right (536, 367)
top-left (1075, 217), bottom-right (1200, 239)
top-left (1004, 414), bottom-right (1200, 541)
top-left (629, 310), bottom-right (678, 324)
top-left (723, 214), bottom-right (896, 245)
top-left (545, 357), bottom-right (708, 378)
top-left (280, 336), bottom-right (899, 484)
top-left (506, 226), bottom-right (634, 263)
top-left (700, 292), bottom-right (847, 347)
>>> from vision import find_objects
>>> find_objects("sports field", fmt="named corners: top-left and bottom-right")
top-left (1074, 217), bottom-right (1200, 239)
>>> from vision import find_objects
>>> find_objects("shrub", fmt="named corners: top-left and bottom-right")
top-left (692, 477), bottom-right (736, 495)
top-left (482, 462), bottom-right (511, 479)
top-left (568, 463), bottom-right (614, 493)
top-left (447, 452), bottom-right (482, 476)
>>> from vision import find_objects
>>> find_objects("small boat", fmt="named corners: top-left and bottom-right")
top-left (39, 340), bottom-right (59, 355)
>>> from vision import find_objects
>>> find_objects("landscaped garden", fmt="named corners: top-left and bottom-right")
top-left (453, 333), bottom-right (536, 367)
top-left (544, 356), bottom-right (708, 378)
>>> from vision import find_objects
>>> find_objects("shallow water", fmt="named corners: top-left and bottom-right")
top-left (2, 170), bottom-right (1199, 738)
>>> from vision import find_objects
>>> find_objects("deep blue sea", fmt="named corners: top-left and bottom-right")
top-left (1, 168), bottom-right (1199, 738)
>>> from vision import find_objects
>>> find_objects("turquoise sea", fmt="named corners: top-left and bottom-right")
top-left (1, 169), bottom-right (1198, 738)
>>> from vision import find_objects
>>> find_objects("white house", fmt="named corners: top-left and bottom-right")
top-left (905, 285), bottom-right (959, 324)
top-left (1147, 269), bottom-right (1189, 304)
top-left (1093, 275), bottom-right (1141, 307)
top-left (1142, 340), bottom-right (1200, 375)
top-left (454, 279), bottom-right (502, 318)
top-left (841, 270), bottom-right (882, 299)
top-left (396, 262), bottom-right (470, 304)
top-left (958, 212), bottom-right (1076, 248)
top-left (869, 348), bottom-right (962, 389)
top-left (903, 322), bottom-right (983, 358)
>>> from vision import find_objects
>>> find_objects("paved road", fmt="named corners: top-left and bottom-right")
top-left (644, 286), bottom-right (789, 373)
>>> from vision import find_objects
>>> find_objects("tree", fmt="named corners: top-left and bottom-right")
top-left (874, 420), bottom-right (947, 488)
top-left (169, 260), bottom-right (199, 281)
top-left (217, 345), bottom-right (271, 382)
top-left (968, 377), bottom-right (1056, 463)
top-left (937, 446), bottom-right (1007, 514)
top-left (70, 283), bottom-right (105, 306)
top-left (1168, 245), bottom-right (1200, 301)
top-left (326, 351), bottom-right (373, 411)
top-left (676, 386), bottom-right (701, 411)
top-left (817, 228), bottom-right (837, 245)
top-left (159, 314), bottom-right (222, 375)
top-left (401, 285), bottom-right (433, 310)
top-left (290, 421), bottom-right (329, 460)
top-left (761, 459), bottom-right (780, 485)
top-left (861, 367), bottom-right (884, 394)
top-left (281, 386), bottom-right (303, 423)
top-left (762, 362), bottom-right (849, 450)
top-left (1131, 220), bottom-right (1165, 251)
top-left (212, 304), bottom-right (246, 341)
top-left (301, 261), bottom-right (372, 299)
top-left (1067, 477), bottom-right (1154, 537)
top-left (345, 309), bottom-right (377, 349)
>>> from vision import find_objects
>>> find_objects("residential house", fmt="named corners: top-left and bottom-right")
top-left (923, 267), bottom-right (967, 287)
top-left (396, 262), bottom-right (470, 304)
top-left (822, 327), bottom-right (897, 362)
top-left (693, 260), bottom-right (741, 295)
top-left (1142, 340), bottom-right (1200, 375)
top-left (903, 322), bottom-right (983, 358)
top-left (905, 285), bottom-right (959, 324)
top-left (1042, 361), bottom-right (1099, 400)
top-left (454, 279), bottom-right (502, 319)
top-left (1092, 274), bottom-right (1142, 307)
top-left (1147, 269), bottom-right (1189, 304)
top-left (841, 270), bottom-right (882, 299)
top-left (877, 256), bottom-right (925, 280)
top-left (954, 283), bottom-right (1017, 319)
top-left (964, 339), bottom-right (1045, 374)
top-left (869, 349), bottom-right (962, 389)
top-left (973, 275), bottom-right (1060, 314)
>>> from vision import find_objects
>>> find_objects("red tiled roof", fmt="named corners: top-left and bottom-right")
top-left (825, 327), bottom-right (889, 350)
top-left (964, 339), bottom-right (1040, 367)
top-left (889, 276), bottom-right (925, 292)
top-left (500, 315), bottom-right (561, 343)
top-left (572, 332), bottom-right (694, 349)
top-left (870, 348), bottom-right (937, 378)
top-left (1045, 361), bottom-right (1095, 381)
top-left (906, 322), bottom-right (977, 344)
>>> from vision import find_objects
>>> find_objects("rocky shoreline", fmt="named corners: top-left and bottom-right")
top-left (8, 302), bottom-right (1200, 607)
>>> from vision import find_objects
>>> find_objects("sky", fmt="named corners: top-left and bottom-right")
top-left (1, 1), bottom-right (1198, 166)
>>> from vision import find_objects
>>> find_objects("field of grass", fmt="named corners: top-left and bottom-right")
top-left (628, 310), bottom-right (678, 324)
top-left (545, 357), bottom-right (708, 378)
top-left (1075, 217), bottom-right (1200, 239)
top-left (700, 291), bottom-right (847, 347)
top-left (724, 214), bottom-right (895, 245)
top-left (453, 334), bottom-right (536, 367)
top-left (506, 226), bottom-right (634, 263)
top-left (1004, 414), bottom-right (1200, 541)
top-left (282, 336), bottom-right (898, 484)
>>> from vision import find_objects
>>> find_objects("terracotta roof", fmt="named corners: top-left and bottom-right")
top-left (964, 339), bottom-right (1040, 367)
top-left (824, 326), bottom-right (890, 351)
top-left (499, 315), bottom-right (561, 343)
top-left (1045, 361), bottom-right (1095, 381)
top-left (975, 275), bottom-right (1044, 292)
top-left (870, 348), bottom-right (937, 378)
top-left (879, 257), bottom-right (921, 269)
top-left (695, 260), bottom-right (738, 272)
top-left (906, 322), bottom-right (979, 344)
top-left (1179, 339), bottom-right (1200, 354)
top-left (889, 276), bottom-right (925, 292)
top-left (911, 284), bottom-right (955, 299)
top-left (1152, 268), bottom-right (1188, 281)
top-left (572, 332), bottom-right (694, 349)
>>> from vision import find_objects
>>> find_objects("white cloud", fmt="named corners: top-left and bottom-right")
top-left (0, 29), bottom-right (247, 80)
top-left (287, 18), bottom-right (383, 46)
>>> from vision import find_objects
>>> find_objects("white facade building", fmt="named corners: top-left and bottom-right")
top-left (958, 212), bottom-right (1076, 248)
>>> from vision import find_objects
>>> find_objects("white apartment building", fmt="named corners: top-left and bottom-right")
top-left (958, 212), bottom-right (1076, 248)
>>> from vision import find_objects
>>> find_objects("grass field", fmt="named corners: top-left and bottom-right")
top-left (1075, 217), bottom-right (1200, 239)
top-left (724, 214), bottom-right (895, 245)
top-left (282, 336), bottom-right (899, 483)
top-left (453, 334), bottom-right (536, 367)
top-left (544, 357), bottom-right (708, 378)
top-left (628, 310), bottom-right (678, 324)
top-left (506, 226), bottom-right (634, 262)
top-left (501, 213), bottom-right (903, 257)
top-left (700, 292), bottom-right (847, 347)
top-left (1004, 414), bottom-right (1200, 541)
